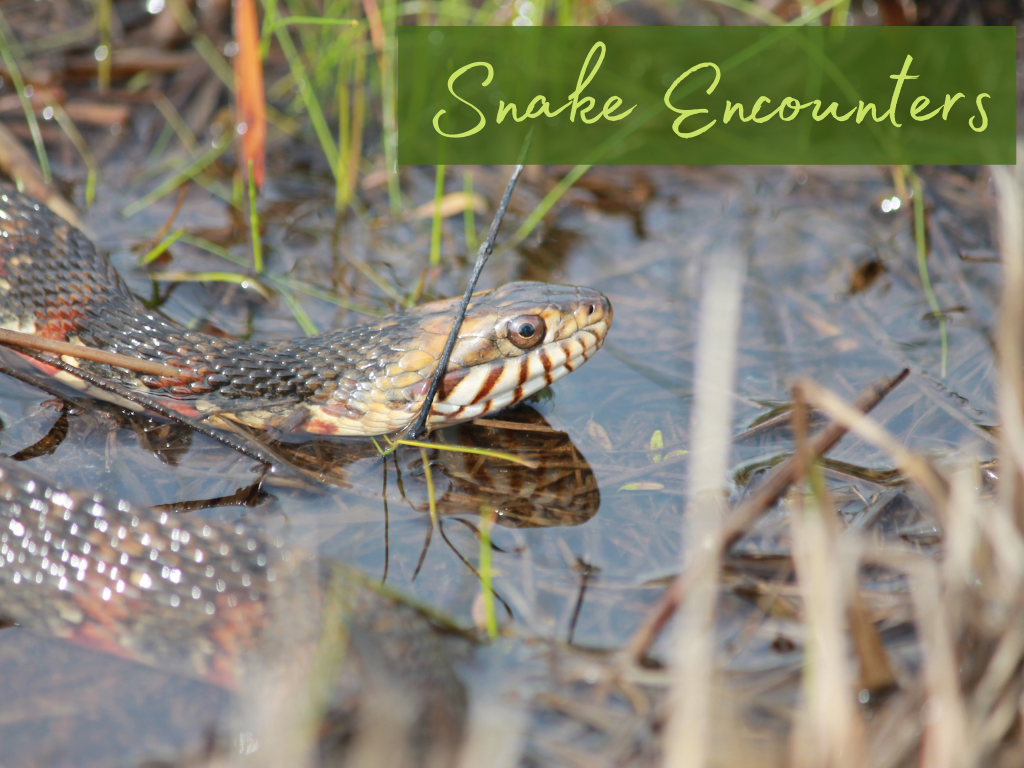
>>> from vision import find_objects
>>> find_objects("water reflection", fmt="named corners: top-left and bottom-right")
top-left (275, 405), bottom-right (600, 528)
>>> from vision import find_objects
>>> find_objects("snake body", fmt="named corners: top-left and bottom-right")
top-left (0, 456), bottom-right (275, 686)
top-left (0, 455), bottom-right (468, 760)
top-left (0, 187), bottom-right (611, 436)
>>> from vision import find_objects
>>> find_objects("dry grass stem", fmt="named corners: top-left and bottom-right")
top-left (795, 379), bottom-right (948, 506)
top-left (992, 160), bottom-right (1024, 526)
top-left (0, 327), bottom-right (185, 378)
top-left (455, 697), bottom-right (527, 768)
top-left (788, 389), bottom-right (865, 768)
top-left (789, 494), bottom-right (865, 768)
top-left (663, 246), bottom-right (746, 768)
top-left (907, 559), bottom-right (968, 768)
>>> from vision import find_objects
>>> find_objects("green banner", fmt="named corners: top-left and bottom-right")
top-left (397, 26), bottom-right (1015, 165)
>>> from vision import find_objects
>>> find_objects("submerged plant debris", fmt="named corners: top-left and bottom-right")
top-left (0, 1), bottom-right (1021, 767)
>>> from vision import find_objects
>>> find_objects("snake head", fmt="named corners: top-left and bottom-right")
top-left (306, 282), bottom-right (612, 436)
top-left (419, 281), bottom-right (612, 426)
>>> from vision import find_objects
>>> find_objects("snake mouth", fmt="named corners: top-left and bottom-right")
top-left (429, 290), bottom-right (612, 424)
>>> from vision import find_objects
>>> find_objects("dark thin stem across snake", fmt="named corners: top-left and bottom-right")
top-left (408, 162), bottom-right (528, 439)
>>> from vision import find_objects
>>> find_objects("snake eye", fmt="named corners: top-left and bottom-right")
top-left (507, 314), bottom-right (545, 349)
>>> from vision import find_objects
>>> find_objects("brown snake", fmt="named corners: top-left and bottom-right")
top-left (0, 185), bottom-right (612, 436)
top-left (0, 186), bottom-right (612, 759)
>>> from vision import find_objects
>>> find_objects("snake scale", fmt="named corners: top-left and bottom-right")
top-left (0, 185), bottom-right (612, 436)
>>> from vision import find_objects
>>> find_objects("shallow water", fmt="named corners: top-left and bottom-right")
top-left (0, 158), bottom-right (1002, 765)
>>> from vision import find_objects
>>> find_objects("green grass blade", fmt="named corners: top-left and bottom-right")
top-left (463, 170), bottom-right (477, 254)
top-left (123, 140), bottom-right (230, 217)
top-left (277, 284), bottom-right (320, 334)
top-left (270, 16), bottom-right (360, 29)
top-left (830, 0), bottom-right (850, 25)
top-left (395, 439), bottom-right (539, 468)
top-left (0, 12), bottom-right (50, 183)
top-left (154, 95), bottom-right (198, 153)
top-left (477, 510), bottom-right (498, 640)
top-left (908, 167), bottom-right (948, 378)
top-left (269, 276), bottom-right (384, 316)
top-left (703, 0), bottom-right (783, 24)
top-left (179, 233), bottom-right (250, 268)
top-left (269, 7), bottom-right (339, 173)
top-left (430, 164), bottom-right (445, 266)
top-left (505, 164), bottom-right (591, 252)
top-left (192, 32), bottom-right (236, 89)
top-left (149, 270), bottom-right (272, 299)
top-left (43, 98), bottom-right (99, 205)
top-left (95, 0), bottom-right (113, 91)
top-left (381, 0), bottom-right (401, 213)
top-left (139, 228), bottom-right (186, 265)
top-left (248, 160), bottom-right (263, 274)
top-left (166, 0), bottom-right (198, 33)
top-left (420, 445), bottom-right (440, 535)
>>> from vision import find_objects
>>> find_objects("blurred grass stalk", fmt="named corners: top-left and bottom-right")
top-left (993, 158), bottom-right (1024, 524)
top-left (789, 387), bottom-right (864, 768)
top-left (228, 559), bottom-right (350, 768)
top-left (0, 11), bottom-right (51, 184)
top-left (477, 507), bottom-right (499, 639)
top-left (94, 0), bottom-right (112, 92)
top-left (663, 245), bottom-right (746, 768)
top-left (430, 164), bottom-right (445, 265)
top-left (248, 159), bottom-right (264, 273)
top-left (906, 166), bottom-right (948, 378)
top-left (334, 21), bottom-right (366, 211)
top-left (789, 496), bottom-right (864, 768)
top-left (793, 380), bottom-right (968, 767)
top-left (360, 0), bottom-right (401, 213)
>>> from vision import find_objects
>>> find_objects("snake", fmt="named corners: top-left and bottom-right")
top-left (0, 185), bottom-right (611, 757)
top-left (0, 185), bottom-right (612, 437)
top-left (0, 455), bottom-right (468, 762)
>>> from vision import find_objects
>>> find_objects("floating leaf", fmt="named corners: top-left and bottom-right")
top-left (649, 429), bottom-right (664, 463)
top-left (619, 482), bottom-right (664, 492)
top-left (410, 191), bottom-right (487, 220)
